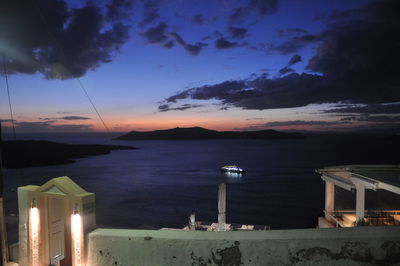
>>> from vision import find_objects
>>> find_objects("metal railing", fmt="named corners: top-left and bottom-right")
top-left (324, 210), bottom-right (400, 227)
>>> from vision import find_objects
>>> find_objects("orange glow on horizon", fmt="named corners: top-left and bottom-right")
top-left (91, 115), bottom-right (251, 132)
top-left (2, 114), bottom-right (363, 133)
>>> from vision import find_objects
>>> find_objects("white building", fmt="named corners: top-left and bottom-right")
top-left (317, 164), bottom-right (400, 228)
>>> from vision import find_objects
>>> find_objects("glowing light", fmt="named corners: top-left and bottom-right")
top-left (220, 165), bottom-right (244, 173)
top-left (72, 213), bottom-right (82, 266)
top-left (29, 207), bottom-right (40, 266)
top-left (223, 172), bottom-right (243, 178)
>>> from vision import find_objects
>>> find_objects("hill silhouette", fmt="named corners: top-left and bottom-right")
top-left (2, 140), bottom-right (136, 169)
top-left (115, 127), bottom-right (304, 140)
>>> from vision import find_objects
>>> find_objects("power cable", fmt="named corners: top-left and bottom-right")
top-left (2, 55), bottom-right (16, 140)
top-left (31, 0), bottom-right (111, 133)
top-left (77, 79), bottom-right (110, 133)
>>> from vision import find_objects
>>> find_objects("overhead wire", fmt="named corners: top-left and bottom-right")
top-left (1, 55), bottom-right (16, 140)
top-left (30, 0), bottom-right (111, 133)
top-left (29, 0), bottom-right (172, 229)
top-left (77, 78), bottom-right (110, 133)
top-left (10, 0), bottom-right (184, 231)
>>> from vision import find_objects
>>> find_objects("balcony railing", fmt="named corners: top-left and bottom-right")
top-left (324, 210), bottom-right (400, 227)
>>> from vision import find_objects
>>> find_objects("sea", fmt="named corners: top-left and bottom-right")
top-left (2, 132), bottom-right (400, 243)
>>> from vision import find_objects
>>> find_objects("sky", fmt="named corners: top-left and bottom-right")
top-left (0, 0), bottom-right (399, 133)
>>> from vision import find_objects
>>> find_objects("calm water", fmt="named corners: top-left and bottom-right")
top-left (3, 133), bottom-right (400, 243)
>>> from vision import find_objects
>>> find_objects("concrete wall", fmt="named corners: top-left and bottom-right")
top-left (87, 226), bottom-right (400, 266)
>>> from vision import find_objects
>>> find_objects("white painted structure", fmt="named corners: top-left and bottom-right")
top-left (86, 226), bottom-right (400, 266)
top-left (217, 183), bottom-right (226, 231)
top-left (16, 176), bottom-right (95, 266)
top-left (317, 165), bottom-right (400, 227)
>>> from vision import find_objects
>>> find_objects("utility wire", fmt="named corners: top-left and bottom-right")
top-left (31, 0), bottom-right (111, 133)
top-left (77, 79), bottom-right (110, 133)
top-left (2, 55), bottom-right (16, 140)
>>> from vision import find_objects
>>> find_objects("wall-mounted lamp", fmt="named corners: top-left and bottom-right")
top-left (73, 203), bottom-right (79, 215)
top-left (31, 198), bottom-right (37, 209)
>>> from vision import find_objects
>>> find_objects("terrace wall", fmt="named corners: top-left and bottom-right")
top-left (86, 226), bottom-right (400, 265)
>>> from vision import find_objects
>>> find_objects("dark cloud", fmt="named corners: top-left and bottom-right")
top-left (43, 124), bottom-right (94, 132)
top-left (39, 117), bottom-right (56, 121)
top-left (139, 0), bottom-right (161, 27)
top-left (39, 115), bottom-right (91, 121)
top-left (107, 0), bottom-right (135, 20)
top-left (141, 22), bottom-right (169, 44)
top-left (141, 23), bottom-right (206, 55)
top-left (236, 120), bottom-right (352, 131)
top-left (228, 26), bottom-right (248, 39)
top-left (260, 68), bottom-right (274, 73)
top-left (158, 104), bottom-right (203, 112)
top-left (2, 121), bottom-right (93, 133)
top-left (340, 115), bottom-right (400, 123)
top-left (166, 79), bottom-right (244, 103)
top-left (169, 33), bottom-right (207, 55)
top-left (263, 120), bottom-right (351, 127)
top-left (14, 122), bottom-right (54, 132)
top-left (229, 8), bottom-right (248, 24)
top-left (273, 34), bottom-right (322, 54)
top-left (275, 28), bottom-right (308, 37)
top-left (1, 0), bottom-right (133, 79)
top-left (229, 0), bottom-right (278, 24)
top-left (163, 66), bottom-right (398, 111)
top-left (278, 67), bottom-right (294, 76)
top-left (61, 116), bottom-right (91, 120)
top-left (0, 119), bottom-right (16, 123)
top-left (201, 36), bottom-right (212, 41)
top-left (192, 14), bottom-right (204, 25)
top-left (163, 0), bottom-right (400, 111)
top-left (158, 104), bottom-right (170, 111)
top-left (324, 103), bottom-right (400, 115)
top-left (305, 1), bottom-right (400, 91)
top-left (315, 7), bottom-right (366, 25)
top-left (245, 118), bottom-right (264, 120)
top-left (165, 73), bottom-right (330, 110)
top-left (214, 31), bottom-right (223, 38)
top-left (163, 40), bottom-right (174, 49)
top-left (215, 38), bottom-right (239, 49)
top-left (288, 54), bottom-right (302, 66)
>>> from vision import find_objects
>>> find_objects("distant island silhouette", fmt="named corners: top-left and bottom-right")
top-left (115, 126), bottom-right (304, 140)
top-left (2, 140), bottom-right (136, 169)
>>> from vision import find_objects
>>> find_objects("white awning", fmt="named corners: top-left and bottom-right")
top-left (321, 174), bottom-right (354, 191)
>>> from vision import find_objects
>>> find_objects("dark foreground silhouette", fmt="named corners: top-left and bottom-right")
top-left (2, 140), bottom-right (136, 169)
top-left (115, 126), bottom-right (304, 140)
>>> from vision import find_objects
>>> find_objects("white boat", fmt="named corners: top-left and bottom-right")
top-left (220, 165), bottom-right (245, 173)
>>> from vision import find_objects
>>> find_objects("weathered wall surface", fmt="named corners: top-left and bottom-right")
top-left (86, 227), bottom-right (400, 266)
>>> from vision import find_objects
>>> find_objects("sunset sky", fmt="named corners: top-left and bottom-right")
top-left (1, 0), bottom-right (399, 133)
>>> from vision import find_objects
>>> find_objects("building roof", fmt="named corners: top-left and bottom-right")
top-left (317, 164), bottom-right (400, 194)
top-left (35, 176), bottom-right (93, 198)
